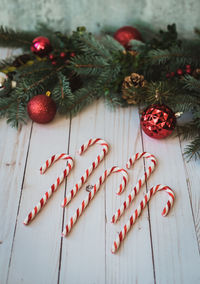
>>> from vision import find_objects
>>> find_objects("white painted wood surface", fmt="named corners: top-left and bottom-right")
top-left (0, 49), bottom-right (200, 284)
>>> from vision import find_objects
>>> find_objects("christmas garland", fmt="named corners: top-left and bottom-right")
top-left (0, 24), bottom-right (199, 160)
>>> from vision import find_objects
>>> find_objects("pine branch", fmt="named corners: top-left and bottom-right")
top-left (184, 136), bottom-right (200, 160)
top-left (6, 98), bottom-right (27, 127)
top-left (0, 26), bottom-right (37, 49)
top-left (182, 75), bottom-right (200, 93)
top-left (148, 46), bottom-right (200, 66)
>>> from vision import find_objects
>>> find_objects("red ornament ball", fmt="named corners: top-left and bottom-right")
top-left (27, 94), bottom-right (56, 124)
top-left (31, 36), bottom-right (52, 57)
top-left (114, 26), bottom-right (142, 48)
top-left (141, 104), bottom-right (176, 139)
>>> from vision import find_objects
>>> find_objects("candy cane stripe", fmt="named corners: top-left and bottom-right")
top-left (112, 152), bottom-right (157, 223)
top-left (111, 185), bottom-right (175, 253)
top-left (62, 166), bottom-right (128, 236)
top-left (24, 154), bottom-right (74, 225)
top-left (61, 139), bottom-right (109, 208)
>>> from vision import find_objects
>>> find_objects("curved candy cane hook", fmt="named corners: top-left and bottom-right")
top-left (111, 184), bottom-right (175, 253)
top-left (24, 154), bottom-right (74, 225)
top-left (61, 138), bottom-right (109, 207)
top-left (62, 166), bottom-right (128, 236)
top-left (112, 152), bottom-right (157, 223)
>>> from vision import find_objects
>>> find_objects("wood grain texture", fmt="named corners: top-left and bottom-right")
top-left (0, 45), bottom-right (199, 283)
top-left (6, 115), bottom-right (70, 284)
top-left (179, 138), bottom-right (200, 251)
top-left (142, 131), bottom-right (200, 283)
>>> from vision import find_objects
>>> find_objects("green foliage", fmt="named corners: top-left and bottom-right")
top-left (0, 23), bottom-right (199, 160)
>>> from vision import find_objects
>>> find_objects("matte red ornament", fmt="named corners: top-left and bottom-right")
top-left (114, 26), bottom-right (142, 48)
top-left (141, 104), bottom-right (176, 139)
top-left (31, 36), bottom-right (52, 57)
top-left (27, 94), bottom-right (56, 124)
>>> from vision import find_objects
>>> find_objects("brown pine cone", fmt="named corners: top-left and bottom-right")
top-left (122, 73), bottom-right (147, 105)
top-left (192, 68), bottom-right (200, 78)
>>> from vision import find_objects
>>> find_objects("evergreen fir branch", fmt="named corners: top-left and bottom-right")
top-left (72, 32), bottom-right (112, 59)
top-left (104, 90), bottom-right (126, 107)
top-left (14, 77), bottom-right (46, 103)
top-left (70, 54), bottom-right (108, 76)
top-left (0, 97), bottom-right (13, 117)
top-left (6, 99), bottom-right (27, 128)
top-left (100, 35), bottom-right (125, 52)
top-left (182, 75), bottom-right (200, 93)
top-left (52, 72), bottom-right (73, 113)
top-left (178, 122), bottom-right (200, 140)
top-left (148, 46), bottom-right (200, 66)
top-left (14, 58), bottom-right (51, 75)
top-left (184, 136), bottom-right (200, 160)
top-left (144, 81), bottom-right (178, 105)
top-left (0, 26), bottom-right (37, 49)
top-left (66, 87), bottom-right (99, 116)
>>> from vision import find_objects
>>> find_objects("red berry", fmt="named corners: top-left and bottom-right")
top-left (60, 52), bottom-right (66, 58)
top-left (70, 52), bottom-right (76, 57)
top-left (177, 69), bottom-right (183, 75)
top-left (185, 65), bottom-right (191, 69)
top-left (170, 72), bottom-right (175, 77)
top-left (186, 68), bottom-right (191, 74)
top-left (51, 60), bottom-right (57, 65)
top-left (49, 54), bottom-right (54, 60)
top-left (166, 73), bottom-right (170, 78)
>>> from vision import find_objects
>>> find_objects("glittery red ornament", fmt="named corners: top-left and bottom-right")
top-left (114, 26), bottom-right (142, 48)
top-left (31, 36), bottom-right (52, 57)
top-left (141, 104), bottom-right (176, 139)
top-left (27, 94), bottom-right (56, 124)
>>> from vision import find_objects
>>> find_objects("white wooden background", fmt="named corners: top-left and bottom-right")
top-left (0, 49), bottom-right (200, 284)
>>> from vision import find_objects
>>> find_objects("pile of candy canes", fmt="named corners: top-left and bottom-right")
top-left (24, 138), bottom-right (175, 254)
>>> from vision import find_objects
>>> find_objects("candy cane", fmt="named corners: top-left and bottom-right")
top-left (112, 152), bottom-right (157, 223)
top-left (24, 154), bottom-right (74, 225)
top-left (111, 184), bottom-right (175, 253)
top-left (61, 138), bottom-right (109, 207)
top-left (62, 166), bottom-right (128, 236)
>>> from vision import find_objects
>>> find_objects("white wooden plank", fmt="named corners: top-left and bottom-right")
top-left (59, 101), bottom-right (106, 284)
top-left (0, 48), bottom-right (32, 284)
top-left (142, 130), bottom-right (200, 283)
top-left (104, 105), bottom-right (155, 284)
top-left (179, 139), bottom-right (200, 250)
top-left (59, 101), bottom-right (155, 284)
top-left (7, 115), bottom-right (70, 284)
top-left (0, 119), bottom-right (32, 284)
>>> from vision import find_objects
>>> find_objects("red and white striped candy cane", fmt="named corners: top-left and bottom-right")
top-left (61, 138), bottom-right (109, 208)
top-left (111, 184), bottom-right (175, 253)
top-left (62, 166), bottom-right (128, 236)
top-left (24, 154), bottom-right (74, 225)
top-left (112, 152), bottom-right (157, 223)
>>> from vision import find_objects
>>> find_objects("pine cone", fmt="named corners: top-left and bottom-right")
top-left (122, 73), bottom-right (147, 105)
top-left (192, 68), bottom-right (200, 78)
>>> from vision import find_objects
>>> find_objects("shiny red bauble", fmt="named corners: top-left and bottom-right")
top-left (31, 36), bottom-right (52, 57)
top-left (27, 94), bottom-right (56, 124)
top-left (114, 26), bottom-right (142, 48)
top-left (141, 104), bottom-right (176, 139)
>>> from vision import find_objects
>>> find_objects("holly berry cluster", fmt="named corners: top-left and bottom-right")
top-left (48, 51), bottom-right (76, 66)
top-left (166, 64), bottom-right (192, 78)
